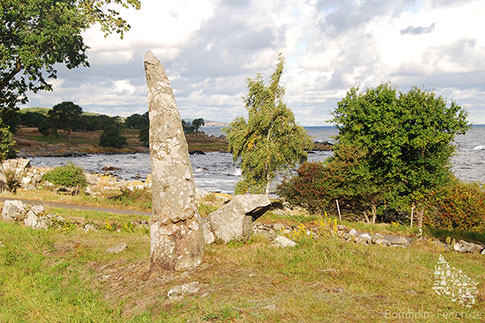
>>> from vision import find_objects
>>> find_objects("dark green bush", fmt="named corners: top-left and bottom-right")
top-left (424, 180), bottom-right (485, 232)
top-left (99, 125), bottom-right (127, 148)
top-left (44, 162), bottom-right (87, 187)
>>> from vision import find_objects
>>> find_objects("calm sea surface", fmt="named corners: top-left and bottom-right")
top-left (29, 126), bottom-right (485, 193)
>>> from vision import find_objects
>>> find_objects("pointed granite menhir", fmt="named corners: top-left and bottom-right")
top-left (144, 50), bottom-right (204, 272)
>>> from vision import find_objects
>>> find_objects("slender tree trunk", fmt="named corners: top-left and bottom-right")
top-left (371, 204), bottom-right (377, 224)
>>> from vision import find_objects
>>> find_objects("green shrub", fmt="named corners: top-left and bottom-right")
top-left (99, 125), bottom-right (127, 148)
top-left (44, 162), bottom-right (87, 187)
top-left (278, 162), bottom-right (330, 214)
top-left (424, 180), bottom-right (485, 232)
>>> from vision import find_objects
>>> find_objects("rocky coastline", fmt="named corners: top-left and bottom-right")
top-left (14, 131), bottom-right (332, 158)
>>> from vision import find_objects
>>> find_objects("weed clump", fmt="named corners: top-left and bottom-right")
top-left (44, 162), bottom-right (87, 188)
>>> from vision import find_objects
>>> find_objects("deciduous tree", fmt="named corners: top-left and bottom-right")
top-left (48, 101), bottom-right (83, 141)
top-left (0, 0), bottom-right (140, 111)
top-left (225, 54), bottom-right (313, 194)
top-left (330, 84), bottom-right (470, 222)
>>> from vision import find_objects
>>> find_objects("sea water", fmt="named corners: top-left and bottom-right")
top-left (29, 126), bottom-right (485, 193)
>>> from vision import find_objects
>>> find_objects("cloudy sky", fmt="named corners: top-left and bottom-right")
top-left (22, 0), bottom-right (485, 125)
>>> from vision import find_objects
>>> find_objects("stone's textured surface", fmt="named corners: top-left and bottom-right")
top-left (453, 240), bottom-right (484, 253)
top-left (84, 224), bottom-right (97, 232)
top-left (0, 165), bottom-right (8, 193)
top-left (200, 218), bottom-right (216, 244)
top-left (348, 228), bottom-right (357, 237)
top-left (144, 50), bottom-right (204, 272)
top-left (355, 233), bottom-right (372, 245)
top-left (166, 282), bottom-right (200, 299)
top-left (1, 158), bottom-right (43, 191)
top-left (1, 200), bottom-right (27, 222)
top-left (106, 243), bottom-right (128, 253)
top-left (206, 194), bottom-right (271, 243)
top-left (384, 235), bottom-right (411, 247)
top-left (273, 235), bottom-right (297, 247)
top-left (24, 205), bottom-right (47, 229)
top-left (273, 222), bottom-right (285, 231)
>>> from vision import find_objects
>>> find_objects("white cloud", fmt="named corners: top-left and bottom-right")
top-left (21, 0), bottom-right (485, 125)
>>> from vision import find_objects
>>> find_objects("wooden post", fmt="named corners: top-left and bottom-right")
top-left (336, 199), bottom-right (342, 221)
top-left (410, 206), bottom-right (414, 228)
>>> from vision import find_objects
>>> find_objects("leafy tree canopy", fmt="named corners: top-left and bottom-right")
top-left (330, 83), bottom-right (470, 210)
top-left (192, 118), bottom-right (205, 133)
top-left (225, 54), bottom-right (313, 194)
top-left (99, 124), bottom-right (127, 148)
top-left (0, 0), bottom-right (140, 110)
top-left (48, 101), bottom-right (83, 140)
top-left (125, 112), bottom-right (148, 129)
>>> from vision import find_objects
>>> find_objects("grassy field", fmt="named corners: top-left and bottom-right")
top-left (0, 202), bottom-right (484, 322)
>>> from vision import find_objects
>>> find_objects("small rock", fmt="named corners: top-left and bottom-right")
top-left (273, 235), bottom-right (297, 247)
top-left (453, 240), bottom-right (484, 254)
top-left (84, 224), bottom-right (97, 233)
top-left (348, 228), bottom-right (357, 236)
top-left (385, 235), bottom-right (411, 247)
top-left (272, 222), bottom-right (285, 231)
top-left (167, 282), bottom-right (200, 299)
top-left (24, 212), bottom-right (49, 229)
top-left (106, 242), bottom-right (127, 253)
top-left (29, 205), bottom-right (45, 216)
top-left (1, 200), bottom-right (27, 222)
top-left (23, 205), bottom-right (48, 229)
top-left (374, 238), bottom-right (390, 246)
top-left (264, 304), bottom-right (276, 311)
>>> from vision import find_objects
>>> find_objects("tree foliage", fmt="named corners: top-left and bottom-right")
top-left (225, 55), bottom-right (313, 194)
top-left (99, 124), bottom-right (127, 148)
top-left (48, 101), bottom-right (83, 141)
top-left (331, 84), bottom-right (469, 206)
top-left (0, 0), bottom-right (140, 110)
top-left (0, 121), bottom-right (17, 160)
top-left (125, 112), bottom-right (148, 129)
top-left (281, 83), bottom-right (470, 223)
top-left (192, 118), bottom-right (205, 133)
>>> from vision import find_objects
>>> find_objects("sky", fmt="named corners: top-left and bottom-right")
top-left (22, 0), bottom-right (485, 126)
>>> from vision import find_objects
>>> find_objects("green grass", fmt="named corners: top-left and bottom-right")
top-left (1, 210), bottom-right (483, 322)
top-left (19, 107), bottom-right (50, 115)
top-left (22, 133), bottom-right (99, 145)
top-left (0, 222), bottom-right (124, 321)
top-left (3, 188), bottom-right (152, 212)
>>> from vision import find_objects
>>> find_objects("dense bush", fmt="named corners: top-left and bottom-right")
top-left (0, 121), bottom-right (17, 160)
top-left (424, 180), bottom-right (485, 232)
top-left (19, 111), bottom-right (47, 127)
top-left (278, 162), bottom-right (331, 214)
top-left (99, 125), bottom-right (127, 148)
top-left (44, 162), bottom-right (87, 187)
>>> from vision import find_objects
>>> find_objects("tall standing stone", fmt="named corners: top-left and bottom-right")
top-left (144, 51), bottom-right (204, 272)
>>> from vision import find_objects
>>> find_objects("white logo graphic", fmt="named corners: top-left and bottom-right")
top-left (432, 255), bottom-right (478, 307)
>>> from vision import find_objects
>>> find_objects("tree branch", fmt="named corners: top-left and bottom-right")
top-left (0, 57), bottom-right (22, 92)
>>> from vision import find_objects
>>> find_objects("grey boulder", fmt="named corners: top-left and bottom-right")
top-left (272, 235), bottom-right (297, 247)
top-left (453, 240), bottom-right (484, 254)
top-left (24, 205), bottom-right (48, 229)
top-left (1, 200), bottom-right (27, 222)
top-left (203, 194), bottom-right (271, 243)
